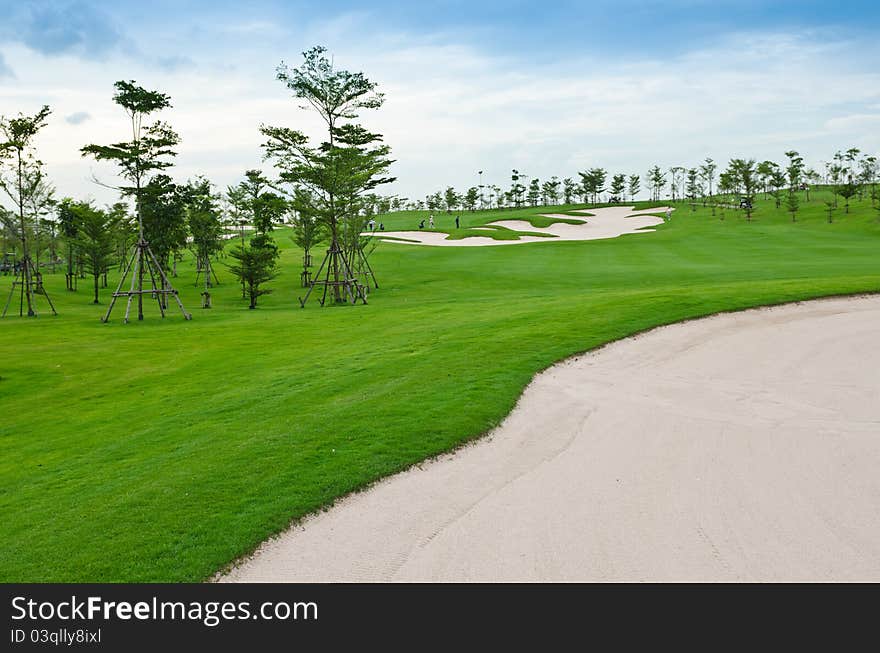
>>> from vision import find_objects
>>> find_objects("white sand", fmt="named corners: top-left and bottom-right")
top-left (221, 295), bottom-right (880, 582)
top-left (371, 206), bottom-right (671, 246)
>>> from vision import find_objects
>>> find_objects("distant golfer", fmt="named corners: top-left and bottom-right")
top-left (665, 208), bottom-right (672, 222)
top-left (429, 216), bottom-right (435, 229)
top-left (455, 216), bottom-right (460, 229)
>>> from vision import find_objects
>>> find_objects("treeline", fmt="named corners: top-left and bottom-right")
top-left (412, 152), bottom-right (879, 216)
top-left (1, 46), bottom-right (397, 317)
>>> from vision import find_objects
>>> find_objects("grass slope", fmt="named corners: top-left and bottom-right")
top-left (1, 191), bottom-right (878, 581)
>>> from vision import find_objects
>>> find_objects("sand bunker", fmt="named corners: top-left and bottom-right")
top-left (371, 206), bottom-right (672, 246)
top-left (221, 295), bottom-right (880, 582)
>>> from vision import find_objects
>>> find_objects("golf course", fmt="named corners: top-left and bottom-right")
top-left (2, 190), bottom-right (878, 582)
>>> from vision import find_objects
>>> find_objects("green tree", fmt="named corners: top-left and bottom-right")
top-left (139, 174), bottom-right (188, 276)
top-left (647, 166), bottom-right (666, 201)
top-left (70, 203), bottom-right (115, 304)
top-left (769, 169), bottom-right (786, 209)
top-left (728, 158), bottom-right (758, 221)
top-left (610, 174), bottom-right (626, 200)
top-left (699, 158), bottom-right (717, 207)
top-left (527, 178), bottom-right (541, 206)
top-left (668, 166), bottom-right (685, 202)
top-left (562, 177), bottom-right (576, 204)
top-left (685, 168), bottom-right (702, 209)
top-left (443, 186), bottom-right (459, 213)
top-left (510, 170), bottom-right (526, 208)
top-left (579, 168), bottom-right (606, 204)
top-left (227, 238), bottom-right (279, 309)
top-left (80, 80), bottom-right (187, 322)
top-left (784, 151), bottom-right (804, 222)
top-left (185, 177), bottom-right (224, 301)
top-left (57, 198), bottom-right (79, 290)
top-left (260, 46), bottom-right (394, 305)
top-left (463, 187), bottom-right (479, 212)
top-left (0, 105), bottom-right (54, 317)
top-left (627, 174), bottom-right (640, 202)
top-left (542, 176), bottom-right (560, 205)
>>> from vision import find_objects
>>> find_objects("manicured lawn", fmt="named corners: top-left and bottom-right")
top-left (1, 191), bottom-right (878, 581)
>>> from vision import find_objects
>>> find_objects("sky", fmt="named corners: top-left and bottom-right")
top-left (1, 0), bottom-right (879, 207)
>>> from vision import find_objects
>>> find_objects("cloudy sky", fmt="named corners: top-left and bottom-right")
top-left (1, 0), bottom-right (879, 206)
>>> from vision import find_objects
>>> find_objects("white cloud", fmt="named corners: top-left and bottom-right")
top-left (1, 20), bottom-right (879, 210)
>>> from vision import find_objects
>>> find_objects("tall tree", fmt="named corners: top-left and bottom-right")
top-left (260, 46), bottom-right (394, 306)
top-left (610, 174), bottom-right (626, 201)
top-left (627, 174), bottom-right (640, 202)
top-left (527, 178), bottom-right (541, 206)
top-left (443, 186), bottom-right (459, 213)
top-left (562, 177), bottom-right (576, 204)
top-left (510, 170), bottom-right (526, 208)
top-left (463, 187), bottom-right (479, 212)
top-left (668, 166), bottom-right (685, 202)
top-left (542, 176), bottom-right (560, 205)
top-left (647, 166), bottom-right (666, 201)
top-left (80, 80), bottom-right (190, 322)
top-left (0, 105), bottom-right (57, 317)
top-left (685, 168), bottom-right (702, 209)
top-left (185, 177), bottom-right (224, 306)
top-left (784, 151), bottom-right (804, 222)
top-left (699, 158), bottom-right (717, 206)
top-left (728, 158), bottom-right (758, 221)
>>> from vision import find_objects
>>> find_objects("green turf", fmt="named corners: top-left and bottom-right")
top-left (1, 190), bottom-right (878, 582)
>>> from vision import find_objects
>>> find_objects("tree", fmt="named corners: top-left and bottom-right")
top-left (527, 178), bottom-right (541, 206)
top-left (185, 177), bottom-right (224, 305)
top-left (579, 168), bottom-right (606, 204)
top-left (769, 169), bottom-right (786, 209)
top-left (685, 168), bottom-right (702, 210)
top-left (610, 174), bottom-right (626, 200)
top-left (291, 196), bottom-right (325, 287)
top-left (443, 186), bottom-right (459, 213)
top-left (70, 203), bottom-right (115, 304)
top-left (699, 158), bottom-right (717, 207)
top-left (562, 177), bottom-right (576, 204)
top-left (668, 166), bottom-right (685, 202)
top-left (647, 166), bottom-right (666, 201)
top-left (756, 160), bottom-right (778, 197)
top-left (627, 174), bottom-right (640, 202)
top-left (784, 151), bottom-right (804, 222)
top-left (139, 174), bottom-right (188, 277)
top-left (859, 155), bottom-right (877, 206)
top-left (836, 148), bottom-right (861, 214)
top-left (80, 80), bottom-right (189, 322)
top-left (0, 105), bottom-right (57, 317)
top-left (542, 176), bottom-right (560, 205)
top-left (227, 239), bottom-right (279, 309)
top-left (727, 158), bottom-right (758, 221)
top-left (260, 46), bottom-right (394, 306)
top-left (463, 187), bottom-right (479, 212)
top-left (57, 198), bottom-right (80, 291)
top-left (510, 170), bottom-right (526, 208)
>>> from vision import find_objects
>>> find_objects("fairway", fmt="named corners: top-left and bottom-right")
top-left (1, 190), bottom-right (878, 582)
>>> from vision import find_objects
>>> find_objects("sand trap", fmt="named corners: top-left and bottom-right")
top-left (371, 206), bottom-right (671, 246)
top-left (221, 295), bottom-right (880, 582)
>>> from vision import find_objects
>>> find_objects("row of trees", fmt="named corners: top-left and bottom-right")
top-left (2, 46), bottom-right (398, 318)
top-left (407, 148), bottom-right (878, 217)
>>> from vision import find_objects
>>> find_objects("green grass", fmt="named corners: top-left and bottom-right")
top-left (1, 190), bottom-right (878, 582)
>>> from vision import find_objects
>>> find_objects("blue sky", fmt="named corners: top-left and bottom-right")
top-left (1, 0), bottom-right (879, 204)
